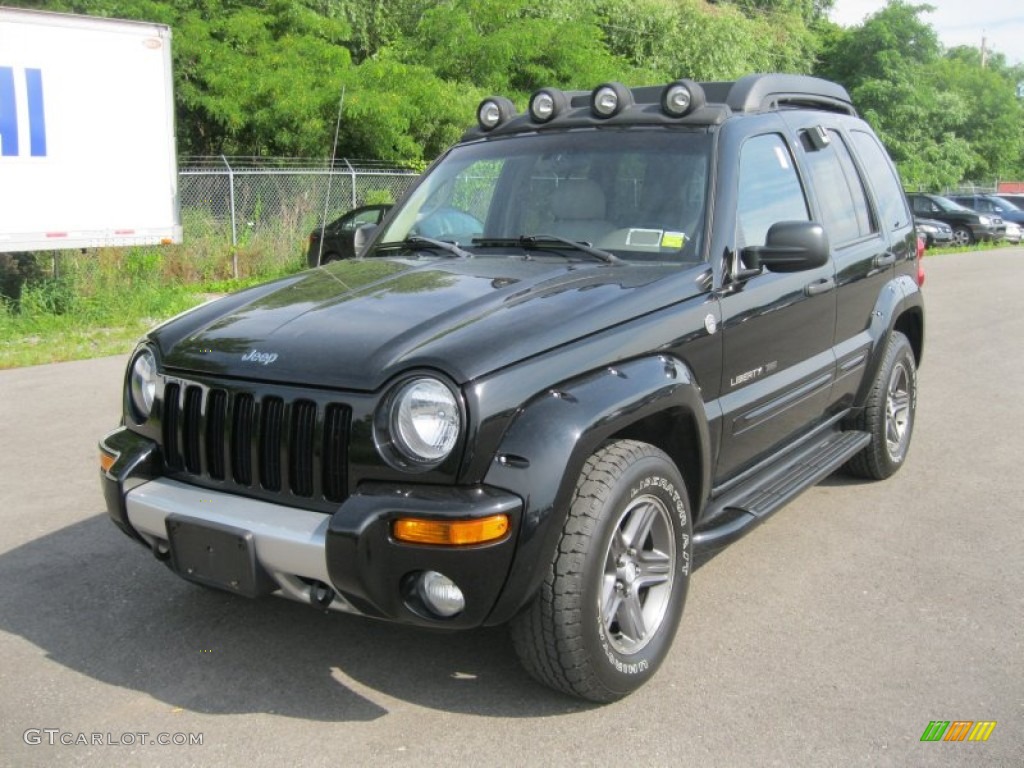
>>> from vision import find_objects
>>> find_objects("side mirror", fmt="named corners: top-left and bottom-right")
top-left (741, 221), bottom-right (830, 273)
top-left (353, 223), bottom-right (379, 255)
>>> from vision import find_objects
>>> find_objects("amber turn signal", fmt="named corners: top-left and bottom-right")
top-left (392, 514), bottom-right (510, 546)
top-left (99, 449), bottom-right (117, 473)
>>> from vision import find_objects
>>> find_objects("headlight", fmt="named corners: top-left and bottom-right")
top-left (978, 216), bottom-right (992, 225)
top-left (918, 224), bottom-right (937, 233)
top-left (388, 377), bottom-right (460, 466)
top-left (129, 347), bottom-right (157, 421)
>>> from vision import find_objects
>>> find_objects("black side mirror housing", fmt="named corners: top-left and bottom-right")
top-left (741, 221), bottom-right (830, 273)
top-left (353, 223), bottom-right (379, 255)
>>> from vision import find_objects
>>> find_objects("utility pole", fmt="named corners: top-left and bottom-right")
top-left (980, 34), bottom-right (988, 67)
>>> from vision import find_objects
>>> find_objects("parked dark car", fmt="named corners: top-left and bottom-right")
top-left (948, 193), bottom-right (1024, 225)
top-left (307, 204), bottom-right (391, 267)
top-left (914, 217), bottom-right (953, 248)
top-left (907, 193), bottom-right (1003, 246)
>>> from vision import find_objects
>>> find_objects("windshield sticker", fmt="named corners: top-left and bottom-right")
top-left (661, 231), bottom-right (686, 249)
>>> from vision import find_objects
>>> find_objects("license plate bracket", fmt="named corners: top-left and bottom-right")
top-left (166, 514), bottom-right (274, 598)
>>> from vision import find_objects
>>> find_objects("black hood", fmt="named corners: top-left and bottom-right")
top-left (154, 256), bottom-right (709, 391)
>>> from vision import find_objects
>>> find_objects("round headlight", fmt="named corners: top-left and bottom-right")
top-left (390, 378), bottom-right (460, 465)
top-left (129, 347), bottom-right (157, 421)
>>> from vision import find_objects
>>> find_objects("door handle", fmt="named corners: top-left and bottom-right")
top-left (804, 277), bottom-right (835, 296)
top-left (873, 252), bottom-right (897, 268)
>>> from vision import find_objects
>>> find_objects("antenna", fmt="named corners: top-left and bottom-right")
top-left (317, 84), bottom-right (346, 267)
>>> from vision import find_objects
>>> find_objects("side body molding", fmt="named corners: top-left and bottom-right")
top-left (481, 355), bottom-right (711, 625)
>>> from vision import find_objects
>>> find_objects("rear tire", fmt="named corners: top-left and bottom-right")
top-left (846, 331), bottom-right (917, 479)
top-left (510, 440), bottom-right (692, 702)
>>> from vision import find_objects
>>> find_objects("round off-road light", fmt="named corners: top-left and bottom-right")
top-left (591, 82), bottom-right (631, 118)
top-left (663, 84), bottom-right (691, 115)
top-left (417, 571), bottom-right (465, 617)
top-left (129, 347), bottom-right (157, 421)
top-left (477, 97), bottom-right (516, 131)
top-left (529, 88), bottom-right (566, 123)
top-left (661, 79), bottom-right (705, 117)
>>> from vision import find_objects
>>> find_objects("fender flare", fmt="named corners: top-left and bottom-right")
top-left (481, 354), bottom-right (710, 625)
top-left (855, 274), bottom-right (924, 408)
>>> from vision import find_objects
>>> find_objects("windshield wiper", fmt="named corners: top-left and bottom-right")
top-left (386, 235), bottom-right (472, 259)
top-left (472, 235), bottom-right (620, 264)
top-left (406, 235), bottom-right (472, 259)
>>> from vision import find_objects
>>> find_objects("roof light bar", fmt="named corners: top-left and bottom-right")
top-left (591, 82), bottom-right (632, 118)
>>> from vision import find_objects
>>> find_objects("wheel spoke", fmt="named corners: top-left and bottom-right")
top-left (602, 576), bottom-right (623, 632)
top-left (636, 549), bottom-right (671, 589)
top-left (622, 500), bottom-right (658, 550)
top-left (617, 592), bottom-right (647, 642)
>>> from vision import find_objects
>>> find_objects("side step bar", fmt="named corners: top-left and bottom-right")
top-left (693, 429), bottom-right (870, 554)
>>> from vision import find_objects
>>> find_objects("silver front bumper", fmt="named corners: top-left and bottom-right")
top-left (126, 478), bottom-right (360, 613)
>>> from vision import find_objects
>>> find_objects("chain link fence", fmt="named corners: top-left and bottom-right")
top-left (178, 156), bottom-right (419, 257)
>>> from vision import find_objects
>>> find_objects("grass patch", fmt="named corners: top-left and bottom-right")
top-left (0, 244), bottom-right (304, 369)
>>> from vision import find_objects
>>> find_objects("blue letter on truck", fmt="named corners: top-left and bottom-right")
top-left (0, 66), bottom-right (47, 157)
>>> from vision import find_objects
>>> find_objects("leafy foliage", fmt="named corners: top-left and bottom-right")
top-left (18, 0), bottom-right (1024, 182)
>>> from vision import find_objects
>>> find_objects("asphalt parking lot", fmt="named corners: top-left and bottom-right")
top-left (1, 248), bottom-right (1022, 767)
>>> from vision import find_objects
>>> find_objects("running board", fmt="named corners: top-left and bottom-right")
top-left (693, 430), bottom-right (870, 554)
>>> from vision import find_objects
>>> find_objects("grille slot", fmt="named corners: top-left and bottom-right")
top-left (206, 389), bottom-right (227, 480)
top-left (289, 400), bottom-right (317, 497)
top-left (323, 404), bottom-right (351, 503)
top-left (182, 386), bottom-right (203, 474)
top-left (259, 396), bottom-right (284, 492)
top-left (162, 381), bottom-right (350, 509)
top-left (232, 394), bottom-right (255, 486)
top-left (163, 382), bottom-right (182, 470)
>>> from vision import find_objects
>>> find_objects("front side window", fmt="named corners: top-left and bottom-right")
top-left (736, 134), bottom-right (810, 247)
top-left (379, 130), bottom-right (712, 262)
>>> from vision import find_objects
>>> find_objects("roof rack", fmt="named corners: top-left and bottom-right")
top-left (704, 74), bottom-right (855, 116)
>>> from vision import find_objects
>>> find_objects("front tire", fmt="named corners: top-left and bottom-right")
top-left (846, 331), bottom-right (917, 479)
top-left (510, 440), bottom-right (692, 702)
top-left (952, 226), bottom-right (974, 246)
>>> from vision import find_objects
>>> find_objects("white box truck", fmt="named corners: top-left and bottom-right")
top-left (0, 7), bottom-right (181, 252)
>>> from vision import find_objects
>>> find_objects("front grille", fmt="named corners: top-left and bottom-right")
top-left (161, 381), bottom-right (351, 507)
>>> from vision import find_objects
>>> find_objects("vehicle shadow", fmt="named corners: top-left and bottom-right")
top-left (0, 514), bottom-right (595, 721)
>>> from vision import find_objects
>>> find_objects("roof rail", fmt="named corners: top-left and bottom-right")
top-left (703, 74), bottom-right (855, 116)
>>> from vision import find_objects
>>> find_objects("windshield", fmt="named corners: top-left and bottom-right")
top-left (378, 129), bottom-right (711, 263)
top-left (935, 195), bottom-right (973, 213)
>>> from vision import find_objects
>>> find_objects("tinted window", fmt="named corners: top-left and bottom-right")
top-left (737, 134), bottom-right (809, 247)
top-left (850, 130), bottom-right (911, 231)
top-left (800, 129), bottom-right (874, 245)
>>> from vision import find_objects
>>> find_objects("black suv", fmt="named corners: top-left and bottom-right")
top-left (907, 192), bottom-right (1003, 245)
top-left (100, 75), bottom-right (924, 702)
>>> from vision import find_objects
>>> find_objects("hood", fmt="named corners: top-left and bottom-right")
top-left (155, 256), bottom-right (710, 391)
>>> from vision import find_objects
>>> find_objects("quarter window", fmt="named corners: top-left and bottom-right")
top-left (850, 130), bottom-right (911, 231)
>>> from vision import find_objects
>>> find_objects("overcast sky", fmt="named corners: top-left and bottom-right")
top-left (829, 0), bottom-right (1024, 65)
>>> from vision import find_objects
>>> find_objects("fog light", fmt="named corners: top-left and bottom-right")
top-left (418, 571), bottom-right (465, 617)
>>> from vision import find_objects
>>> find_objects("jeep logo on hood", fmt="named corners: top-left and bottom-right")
top-left (241, 349), bottom-right (279, 365)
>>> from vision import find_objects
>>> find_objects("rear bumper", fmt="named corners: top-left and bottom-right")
top-left (101, 427), bottom-right (523, 629)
